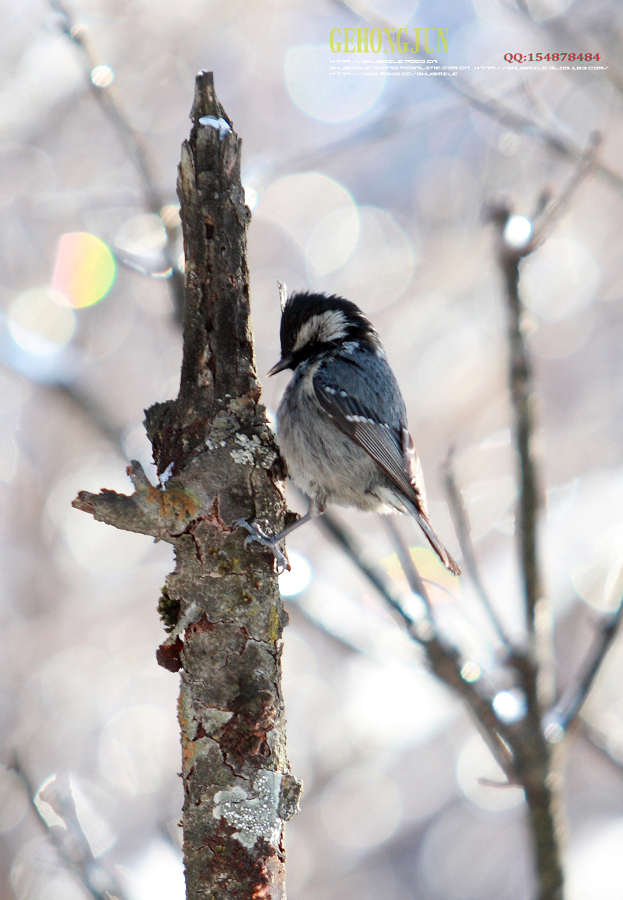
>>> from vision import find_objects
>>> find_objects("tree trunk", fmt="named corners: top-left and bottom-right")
top-left (73, 71), bottom-right (300, 900)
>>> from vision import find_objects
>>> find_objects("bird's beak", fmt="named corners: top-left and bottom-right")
top-left (267, 355), bottom-right (293, 376)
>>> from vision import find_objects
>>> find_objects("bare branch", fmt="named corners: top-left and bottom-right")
top-left (11, 760), bottom-right (126, 900)
top-left (334, 0), bottom-right (623, 194)
top-left (49, 0), bottom-right (185, 321)
top-left (557, 597), bottom-right (623, 730)
top-left (382, 517), bottom-right (519, 779)
top-left (314, 509), bottom-right (517, 780)
top-left (488, 203), bottom-right (543, 638)
top-left (383, 516), bottom-right (433, 615)
top-left (443, 449), bottom-right (513, 648)
top-left (72, 460), bottom-right (183, 539)
top-left (512, 0), bottom-right (623, 98)
top-left (485, 173), bottom-right (583, 895)
top-left (487, 133), bottom-right (600, 645)
top-left (529, 133), bottom-right (602, 249)
top-left (315, 508), bottom-right (419, 630)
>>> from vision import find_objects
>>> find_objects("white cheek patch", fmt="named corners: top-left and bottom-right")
top-left (293, 310), bottom-right (347, 352)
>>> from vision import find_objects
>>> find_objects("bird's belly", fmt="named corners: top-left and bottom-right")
top-left (276, 390), bottom-right (389, 512)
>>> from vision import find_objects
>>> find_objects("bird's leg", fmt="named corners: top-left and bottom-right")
top-left (237, 506), bottom-right (317, 573)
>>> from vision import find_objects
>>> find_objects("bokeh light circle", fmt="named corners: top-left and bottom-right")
top-left (504, 215), bottom-right (532, 249)
top-left (123, 840), bottom-right (185, 900)
top-left (522, 0), bottom-right (575, 21)
top-left (46, 466), bottom-right (154, 575)
top-left (52, 232), bottom-right (116, 308)
top-left (258, 172), bottom-right (358, 250)
top-left (572, 554), bottom-right (623, 613)
top-left (418, 803), bottom-right (529, 899)
top-left (311, 206), bottom-right (416, 311)
top-left (285, 44), bottom-right (386, 123)
top-left (91, 65), bottom-right (115, 87)
top-left (417, 155), bottom-right (478, 221)
top-left (160, 204), bottom-right (181, 228)
top-left (243, 186), bottom-right (258, 211)
top-left (9, 288), bottom-right (76, 355)
top-left (98, 704), bottom-right (173, 795)
top-left (279, 550), bottom-right (312, 597)
top-left (531, 308), bottom-right (595, 361)
top-left (305, 205), bottom-right (360, 277)
top-left (492, 689), bottom-right (527, 724)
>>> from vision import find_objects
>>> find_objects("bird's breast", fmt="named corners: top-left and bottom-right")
top-left (275, 368), bottom-right (390, 511)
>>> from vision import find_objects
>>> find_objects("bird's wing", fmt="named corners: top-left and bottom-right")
top-left (314, 358), bottom-right (460, 576)
top-left (313, 364), bottom-right (425, 512)
top-left (400, 427), bottom-right (429, 517)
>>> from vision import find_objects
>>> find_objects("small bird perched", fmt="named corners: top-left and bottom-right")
top-left (241, 288), bottom-right (461, 577)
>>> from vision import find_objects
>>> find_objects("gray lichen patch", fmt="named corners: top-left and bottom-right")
top-left (230, 432), bottom-right (278, 469)
top-left (213, 769), bottom-right (284, 850)
top-left (230, 447), bottom-right (255, 466)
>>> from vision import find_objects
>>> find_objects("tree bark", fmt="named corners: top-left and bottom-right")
top-left (73, 71), bottom-right (300, 900)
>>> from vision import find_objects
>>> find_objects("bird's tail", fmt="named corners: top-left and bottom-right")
top-left (414, 510), bottom-right (462, 577)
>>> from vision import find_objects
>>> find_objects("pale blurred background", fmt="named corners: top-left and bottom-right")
top-left (1, 0), bottom-right (623, 898)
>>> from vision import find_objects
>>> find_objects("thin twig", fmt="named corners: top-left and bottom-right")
top-left (315, 509), bottom-right (517, 779)
top-left (381, 516), bottom-right (518, 779)
top-left (49, 0), bottom-right (185, 322)
top-left (11, 759), bottom-right (126, 900)
top-left (443, 448), bottom-right (513, 647)
top-left (512, 0), bottom-right (623, 99)
top-left (383, 516), bottom-right (433, 615)
top-left (557, 597), bottom-right (623, 729)
top-left (488, 181), bottom-right (574, 895)
top-left (314, 509), bottom-right (423, 631)
top-left (333, 0), bottom-right (623, 195)
top-left (529, 133), bottom-right (602, 249)
top-left (488, 133), bottom-right (600, 641)
top-left (489, 204), bottom-right (542, 638)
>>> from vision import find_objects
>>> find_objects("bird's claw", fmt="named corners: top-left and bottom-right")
top-left (236, 519), bottom-right (290, 573)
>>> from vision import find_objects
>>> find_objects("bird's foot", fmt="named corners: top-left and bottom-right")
top-left (236, 519), bottom-right (290, 574)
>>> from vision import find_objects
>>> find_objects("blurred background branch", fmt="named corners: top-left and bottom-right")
top-left (335, 0), bottom-right (623, 193)
top-left (443, 448), bottom-right (512, 648)
top-left (49, 0), bottom-right (185, 322)
top-left (1, 2), bottom-right (623, 900)
top-left (11, 760), bottom-right (127, 900)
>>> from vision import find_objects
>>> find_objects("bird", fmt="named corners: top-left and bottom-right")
top-left (240, 288), bottom-right (461, 577)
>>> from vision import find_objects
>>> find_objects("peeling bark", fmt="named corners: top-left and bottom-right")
top-left (73, 72), bottom-right (300, 900)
